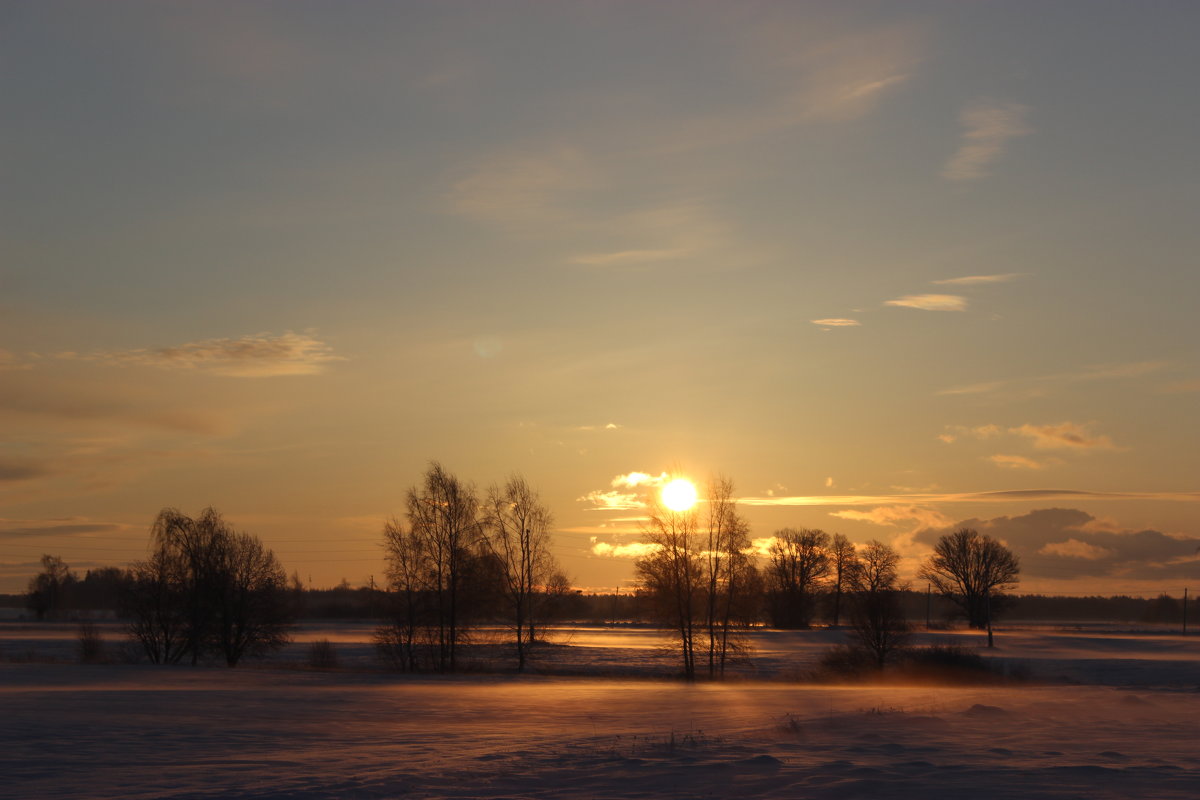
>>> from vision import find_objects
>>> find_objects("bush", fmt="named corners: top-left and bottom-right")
top-left (77, 621), bottom-right (106, 664)
top-left (815, 644), bottom-right (877, 679)
top-left (307, 639), bottom-right (338, 670)
top-left (814, 643), bottom-right (1010, 683)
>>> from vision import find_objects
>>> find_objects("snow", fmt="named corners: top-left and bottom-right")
top-left (3, 623), bottom-right (1200, 798)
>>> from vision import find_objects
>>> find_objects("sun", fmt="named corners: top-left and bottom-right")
top-left (661, 478), bottom-right (698, 512)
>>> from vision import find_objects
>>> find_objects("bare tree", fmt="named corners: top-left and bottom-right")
top-left (377, 517), bottom-right (431, 671)
top-left (129, 507), bottom-right (293, 666)
top-left (26, 554), bottom-right (74, 620)
top-left (765, 529), bottom-right (830, 628)
top-left (848, 540), bottom-right (910, 669)
top-left (635, 494), bottom-right (702, 680)
top-left (701, 476), bottom-right (754, 677)
top-left (919, 527), bottom-right (1020, 643)
top-left (482, 475), bottom-right (556, 671)
top-left (126, 546), bottom-right (190, 664)
top-left (404, 462), bottom-right (482, 672)
top-left (212, 531), bottom-right (292, 667)
top-left (827, 533), bottom-right (859, 626)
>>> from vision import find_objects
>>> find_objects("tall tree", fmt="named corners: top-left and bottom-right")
top-left (848, 540), bottom-right (910, 669)
top-left (405, 462), bottom-right (481, 672)
top-left (635, 492), bottom-right (702, 680)
top-left (919, 528), bottom-right (1020, 639)
top-left (482, 475), bottom-right (556, 671)
top-left (26, 554), bottom-right (74, 621)
top-left (378, 517), bottom-right (431, 672)
top-left (701, 476), bottom-right (754, 677)
top-left (131, 507), bottom-right (292, 666)
top-left (827, 533), bottom-right (859, 626)
top-left (765, 529), bottom-right (830, 628)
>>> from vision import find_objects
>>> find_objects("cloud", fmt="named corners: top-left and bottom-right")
top-left (1010, 422), bottom-right (1116, 451)
top-left (0, 517), bottom-right (128, 540)
top-left (740, 489), bottom-right (1200, 507)
top-left (811, 318), bottom-right (861, 328)
top-left (916, 508), bottom-right (1200, 582)
top-left (932, 273), bottom-right (1024, 286)
top-left (611, 472), bottom-right (670, 489)
top-left (936, 360), bottom-right (1167, 398)
top-left (884, 294), bottom-right (967, 311)
top-left (578, 490), bottom-right (643, 511)
top-left (1038, 538), bottom-right (1113, 560)
top-left (447, 146), bottom-right (601, 231)
top-left (590, 539), bottom-right (661, 559)
top-left (63, 332), bottom-right (342, 377)
top-left (941, 100), bottom-right (1031, 181)
top-left (1160, 379), bottom-right (1200, 393)
top-left (941, 424), bottom-right (1003, 443)
top-left (988, 454), bottom-right (1051, 470)
top-left (0, 459), bottom-right (51, 482)
top-left (831, 505), bottom-right (952, 530)
top-left (0, 382), bottom-right (230, 435)
top-left (570, 248), bottom-right (691, 266)
top-left (0, 349), bottom-right (32, 371)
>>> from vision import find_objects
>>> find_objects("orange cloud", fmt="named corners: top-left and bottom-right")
top-left (61, 332), bottom-right (342, 378)
top-left (1010, 422), bottom-right (1116, 451)
top-left (885, 294), bottom-right (967, 311)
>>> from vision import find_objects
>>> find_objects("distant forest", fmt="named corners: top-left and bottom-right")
top-left (1, 578), bottom-right (1194, 626)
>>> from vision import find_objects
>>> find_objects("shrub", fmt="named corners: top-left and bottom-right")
top-left (77, 621), bottom-right (106, 664)
top-left (307, 639), bottom-right (338, 670)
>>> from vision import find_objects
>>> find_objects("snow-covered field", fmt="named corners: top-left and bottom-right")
top-left (3, 623), bottom-right (1199, 798)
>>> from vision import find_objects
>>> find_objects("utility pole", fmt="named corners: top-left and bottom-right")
top-left (1184, 587), bottom-right (1189, 636)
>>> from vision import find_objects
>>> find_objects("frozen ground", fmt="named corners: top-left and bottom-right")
top-left (3, 623), bottom-right (1199, 798)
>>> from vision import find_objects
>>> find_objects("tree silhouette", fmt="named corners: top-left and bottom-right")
top-left (848, 540), bottom-right (910, 669)
top-left (482, 475), bottom-right (556, 671)
top-left (26, 554), bottom-right (74, 621)
top-left (919, 528), bottom-right (1020, 639)
top-left (400, 462), bottom-right (484, 672)
top-left (128, 508), bottom-right (292, 666)
top-left (765, 529), bottom-right (830, 628)
top-left (827, 533), bottom-right (859, 626)
top-left (635, 494), bottom-right (702, 680)
top-left (701, 476), bottom-right (755, 677)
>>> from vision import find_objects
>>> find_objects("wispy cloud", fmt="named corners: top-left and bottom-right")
top-left (1159, 379), bottom-right (1200, 394)
top-left (590, 539), bottom-right (661, 559)
top-left (611, 472), bottom-right (670, 489)
top-left (932, 273), bottom-right (1024, 286)
top-left (0, 349), bottom-right (32, 371)
top-left (740, 489), bottom-right (1200, 507)
top-left (446, 145), bottom-right (600, 232)
top-left (941, 100), bottom-right (1031, 181)
top-left (1038, 538), bottom-right (1113, 560)
top-left (831, 505), bottom-right (952, 529)
top-left (61, 332), bottom-right (342, 378)
top-left (811, 318), bottom-right (861, 329)
top-left (570, 248), bottom-right (691, 266)
top-left (0, 517), bottom-right (131, 540)
top-left (1010, 422), bottom-right (1117, 451)
top-left (579, 471), bottom-right (677, 512)
top-left (0, 459), bottom-right (51, 482)
top-left (988, 454), bottom-right (1051, 470)
top-left (936, 360), bottom-right (1168, 397)
top-left (939, 424), bottom-right (1003, 444)
top-left (885, 294), bottom-right (967, 311)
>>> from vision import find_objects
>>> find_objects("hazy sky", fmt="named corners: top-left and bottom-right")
top-left (3, 1), bottom-right (1198, 595)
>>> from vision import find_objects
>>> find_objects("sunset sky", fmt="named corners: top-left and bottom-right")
top-left (3, 1), bottom-right (1198, 595)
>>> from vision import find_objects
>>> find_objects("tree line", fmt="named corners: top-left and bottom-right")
top-left (19, 464), bottom-right (1025, 675)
